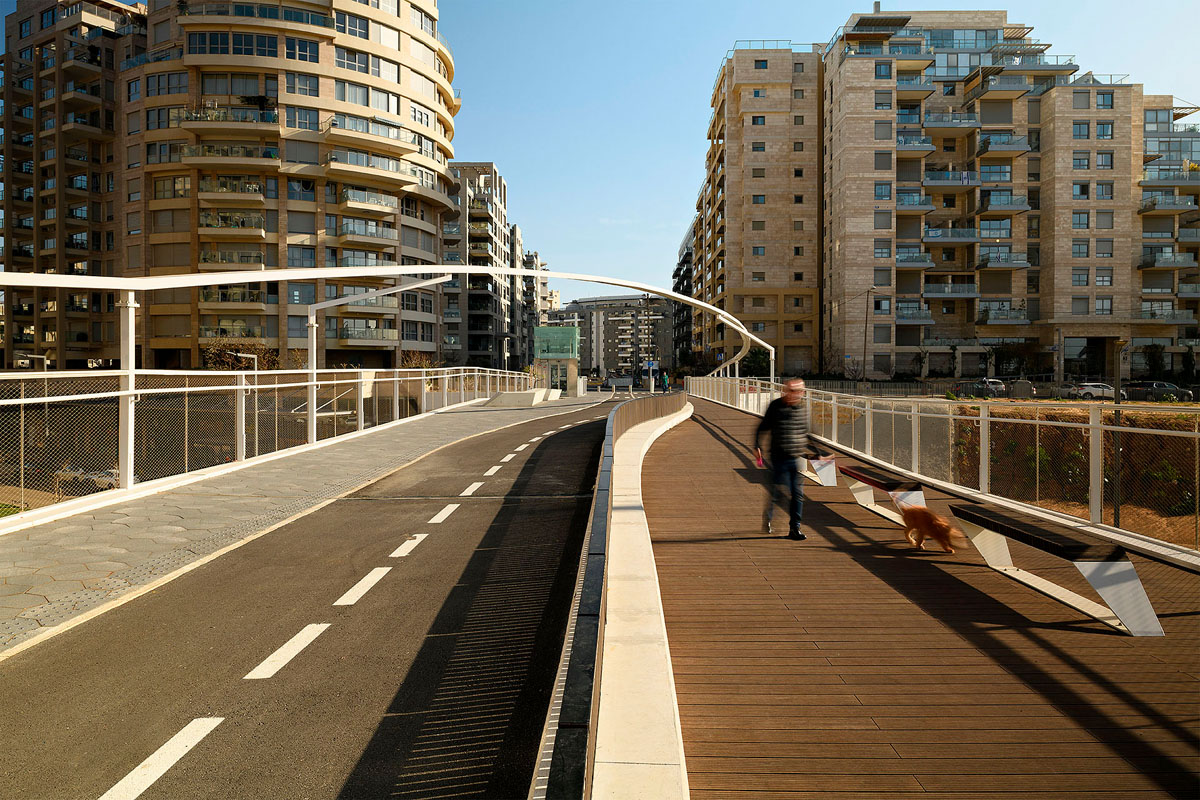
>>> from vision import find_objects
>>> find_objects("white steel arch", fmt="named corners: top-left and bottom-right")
top-left (0, 265), bottom-right (774, 380)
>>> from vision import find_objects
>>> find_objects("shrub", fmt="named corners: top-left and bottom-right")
top-left (945, 391), bottom-right (958, 400)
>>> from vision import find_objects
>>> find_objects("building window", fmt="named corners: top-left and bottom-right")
top-left (1096, 267), bottom-right (1113, 285)
top-left (1072, 268), bottom-right (1089, 286)
top-left (751, 246), bottom-right (765, 256)
top-left (1096, 239), bottom-right (1114, 259)
top-left (873, 211), bottom-right (891, 229)
top-left (754, 59), bottom-right (767, 69)
top-left (285, 107), bottom-right (319, 130)
top-left (1097, 121), bottom-right (1114, 140)
top-left (752, 195), bottom-right (766, 204)
top-left (1097, 91), bottom-right (1114, 109)
top-left (793, 168), bottom-right (803, 178)
top-left (232, 33), bottom-right (277, 58)
top-left (1073, 90), bottom-right (1090, 109)
top-left (127, 80), bottom-right (141, 101)
top-left (793, 141), bottom-right (804, 151)
top-left (874, 120), bottom-right (892, 140)
top-left (145, 107), bottom-right (182, 129)
top-left (752, 89), bottom-right (766, 98)
top-left (793, 246), bottom-right (804, 256)
top-left (752, 168), bottom-right (765, 178)
top-left (188, 32), bottom-right (230, 54)
top-left (40, 7), bottom-right (56, 28)
top-left (19, 18), bottom-right (31, 38)
top-left (287, 246), bottom-right (316, 268)
top-left (335, 11), bottom-right (369, 37)
top-left (793, 62), bottom-right (804, 73)
top-left (286, 73), bottom-right (319, 97)
top-left (873, 296), bottom-right (891, 314)
top-left (793, 88), bottom-right (805, 99)
top-left (286, 37), bottom-right (320, 62)
top-left (287, 179), bottom-right (316, 201)
top-left (874, 182), bottom-right (891, 200)
top-left (1096, 209), bottom-right (1114, 228)
top-left (874, 151), bottom-right (891, 170)
top-left (793, 115), bottom-right (804, 125)
top-left (874, 90), bottom-right (892, 110)
top-left (793, 194), bottom-right (804, 204)
top-left (751, 115), bottom-right (765, 125)
top-left (874, 61), bottom-right (892, 79)
top-left (751, 141), bottom-right (765, 152)
top-left (1071, 297), bottom-right (1089, 315)
top-left (1072, 211), bottom-right (1089, 229)
top-left (1097, 151), bottom-right (1113, 169)
top-left (751, 220), bottom-right (766, 230)
top-left (1072, 182), bottom-right (1090, 200)
top-left (874, 239), bottom-right (892, 258)
top-left (793, 220), bottom-right (804, 231)
top-left (751, 272), bottom-right (765, 282)
top-left (1072, 239), bottom-right (1089, 259)
top-left (1095, 297), bottom-right (1112, 316)
top-left (981, 164), bottom-right (1012, 182)
top-left (942, 83), bottom-right (955, 96)
top-left (793, 272), bottom-right (804, 281)
top-left (793, 323), bottom-right (804, 333)
top-left (1073, 151), bottom-right (1090, 170)
top-left (874, 325), bottom-right (891, 344)
top-left (147, 72), bottom-right (188, 96)
top-left (1072, 120), bottom-right (1089, 139)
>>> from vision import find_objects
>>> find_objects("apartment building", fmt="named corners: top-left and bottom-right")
top-left (692, 11), bottom-right (1197, 379)
top-left (672, 217), bottom-right (695, 366)
top-left (2, 0), bottom-right (458, 369)
top-left (519, 249), bottom-right (550, 365)
top-left (693, 41), bottom-right (823, 374)
top-left (442, 161), bottom-right (514, 368)
top-left (548, 295), bottom-right (672, 377)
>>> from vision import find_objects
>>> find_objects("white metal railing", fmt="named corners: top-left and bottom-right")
top-left (686, 376), bottom-right (1200, 552)
top-left (0, 367), bottom-right (533, 522)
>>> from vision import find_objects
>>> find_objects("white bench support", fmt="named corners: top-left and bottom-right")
top-left (842, 479), bottom-right (926, 527)
top-left (958, 520), bottom-right (1164, 637)
top-left (801, 456), bottom-right (839, 487)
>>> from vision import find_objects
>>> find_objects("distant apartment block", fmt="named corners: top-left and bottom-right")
top-left (548, 295), bottom-right (672, 377)
top-left (691, 10), bottom-right (1198, 379)
top-left (2, 0), bottom-right (459, 368)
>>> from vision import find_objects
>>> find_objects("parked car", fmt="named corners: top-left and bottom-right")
top-left (1075, 382), bottom-right (1127, 401)
top-left (83, 469), bottom-right (140, 490)
top-left (952, 379), bottom-right (1004, 398)
top-left (1123, 381), bottom-right (1195, 402)
top-left (1055, 383), bottom-right (1082, 399)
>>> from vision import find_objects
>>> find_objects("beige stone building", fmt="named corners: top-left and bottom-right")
top-left (694, 11), bottom-right (1198, 380)
top-left (693, 41), bottom-right (823, 375)
top-left (2, 0), bottom-right (458, 368)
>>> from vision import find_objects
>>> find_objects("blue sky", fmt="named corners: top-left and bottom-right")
top-left (442, 0), bottom-right (1199, 304)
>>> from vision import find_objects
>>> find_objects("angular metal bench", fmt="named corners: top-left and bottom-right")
top-left (949, 504), bottom-right (1164, 637)
top-left (837, 464), bottom-right (927, 525)
top-left (801, 455), bottom-right (839, 487)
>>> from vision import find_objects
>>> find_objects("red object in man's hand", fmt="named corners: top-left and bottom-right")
top-left (755, 452), bottom-right (764, 468)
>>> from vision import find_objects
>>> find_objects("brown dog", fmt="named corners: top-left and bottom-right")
top-left (900, 505), bottom-right (967, 553)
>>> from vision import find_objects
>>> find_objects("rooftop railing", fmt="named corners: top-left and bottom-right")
top-left (179, 2), bottom-right (333, 27)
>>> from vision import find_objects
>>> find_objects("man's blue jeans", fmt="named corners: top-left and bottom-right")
top-left (766, 456), bottom-right (804, 533)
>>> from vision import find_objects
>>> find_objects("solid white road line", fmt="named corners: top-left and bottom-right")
top-left (98, 717), bottom-right (224, 800)
top-left (500, 454), bottom-right (515, 462)
top-left (515, 444), bottom-right (529, 451)
top-left (244, 624), bottom-right (330, 680)
top-left (460, 482), bottom-right (485, 496)
top-left (428, 503), bottom-right (460, 524)
top-left (389, 533), bottom-right (428, 558)
top-left (484, 466), bottom-right (502, 476)
top-left (333, 567), bottom-right (392, 606)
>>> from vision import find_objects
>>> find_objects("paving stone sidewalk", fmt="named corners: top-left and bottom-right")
top-left (0, 395), bottom-right (606, 654)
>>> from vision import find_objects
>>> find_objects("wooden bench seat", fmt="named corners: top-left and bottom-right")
top-left (949, 504), bottom-right (1163, 637)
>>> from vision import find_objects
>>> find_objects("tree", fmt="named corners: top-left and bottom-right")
top-left (1143, 343), bottom-right (1166, 379)
top-left (911, 348), bottom-right (928, 378)
top-left (740, 346), bottom-right (771, 377)
top-left (1182, 346), bottom-right (1196, 384)
top-left (844, 357), bottom-right (865, 381)
top-left (201, 338), bottom-right (282, 370)
top-left (398, 350), bottom-right (440, 370)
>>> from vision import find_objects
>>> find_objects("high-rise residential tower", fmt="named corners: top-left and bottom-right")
top-left (2, 0), bottom-right (458, 369)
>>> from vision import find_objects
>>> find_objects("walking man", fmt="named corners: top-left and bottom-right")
top-left (754, 378), bottom-right (820, 540)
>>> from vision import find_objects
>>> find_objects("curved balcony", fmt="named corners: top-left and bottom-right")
top-left (325, 152), bottom-right (418, 189)
top-left (182, 144), bottom-right (280, 169)
top-left (337, 221), bottom-right (398, 249)
top-left (441, 223), bottom-right (462, 242)
top-left (198, 177), bottom-right (266, 206)
top-left (339, 188), bottom-right (399, 217)
top-left (332, 326), bottom-right (398, 345)
top-left (181, 108), bottom-right (280, 135)
top-left (198, 250), bottom-right (267, 270)
top-left (177, 2), bottom-right (336, 38)
top-left (198, 287), bottom-right (267, 312)
top-left (198, 210), bottom-right (266, 239)
top-left (323, 118), bottom-right (418, 157)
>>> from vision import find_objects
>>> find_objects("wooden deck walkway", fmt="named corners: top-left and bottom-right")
top-left (642, 399), bottom-right (1199, 799)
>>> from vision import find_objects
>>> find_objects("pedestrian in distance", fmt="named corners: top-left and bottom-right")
top-left (754, 378), bottom-right (822, 540)
top-left (661, 370), bottom-right (670, 392)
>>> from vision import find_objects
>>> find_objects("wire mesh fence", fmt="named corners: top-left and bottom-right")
top-left (0, 366), bottom-right (531, 521)
top-left (687, 376), bottom-right (1200, 551)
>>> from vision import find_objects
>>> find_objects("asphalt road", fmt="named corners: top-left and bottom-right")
top-left (0, 399), bottom-right (612, 800)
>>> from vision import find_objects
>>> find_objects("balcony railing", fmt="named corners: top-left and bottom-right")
top-left (965, 76), bottom-right (1030, 102)
top-left (924, 170), bottom-right (979, 183)
top-left (182, 144), bottom-right (280, 160)
top-left (896, 135), bottom-right (933, 148)
top-left (896, 252), bottom-right (934, 265)
top-left (198, 211), bottom-right (265, 230)
top-left (119, 47), bottom-right (182, 72)
top-left (179, 2), bottom-right (333, 27)
top-left (183, 108), bottom-right (279, 124)
top-left (199, 250), bottom-right (265, 264)
top-left (327, 151), bottom-right (416, 177)
top-left (977, 308), bottom-right (1028, 323)
top-left (1140, 196), bottom-right (1198, 213)
top-left (897, 194), bottom-right (934, 207)
top-left (199, 326), bottom-right (266, 338)
top-left (1142, 170), bottom-right (1200, 183)
top-left (1028, 74), bottom-right (1130, 96)
top-left (199, 288), bottom-right (266, 304)
top-left (1141, 253), bottom-right (1198, 268)
top-left (977, 134), bottom-right (1029, 154)
top-left (346, 295), bottom-right (399, 309)
top-left (198, 178), bottom-right (265, 195)
top-left (978, 252), bottom-right (1029, 267)
top-left (1178, 228), bottom-right (1200, 242)
top-left (334, 327), bottom-right (398, 341)
top-left (896, 76), bottom-right (933, 90)
top-left (442, 223), bottom-right (462, 236)
top-left (339, 222), bottom-right (398, 240)
top-left (925, 227), bottom-right (980, 240)
top-left (1176, 284), bottom-right (1200, 297)
top-left (923, 284), bottom-right (978, 295)
top-left (1133, 309), bottom-right (1194, 322)
top-left (340, 188), bottom-right (399, 209)
top-left (325, 116), bottom-right (416, 145)
top-left (923, 112), bottom-right (978, 126)
top-left (897, 309), bottom-right (934, 321)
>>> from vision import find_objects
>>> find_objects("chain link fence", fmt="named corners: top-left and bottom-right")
top-left (0, 367), bottom-right (531, 521)
top-left (687, 376), bottom-right (1200, 551)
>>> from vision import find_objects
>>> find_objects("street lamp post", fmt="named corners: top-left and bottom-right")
top-left (861, 287), bottom-right (880, 383)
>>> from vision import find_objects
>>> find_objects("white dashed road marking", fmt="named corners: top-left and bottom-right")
top-left (99, 717), bottom-right (224, 800)
top-left (484, 465), bottom-right (502, 476)
top-left (515, 444), bottom-right (529, 451)
top-left (460, 482), bottom-right (485, 496)
top-left (428, 504), bottom-right (460, 524)
top-left (333, 567), bottom-right (392, 606)
top-left (542, 431), bottom-right (556, 436)
top-left (244, 624), bottom-right (330, 680)
top-left (390, 534), bottom-right (428, 558)
top-left (500, 454), bottom-right (515, 462)
top-left (529, 437), bottom-right (542, 442)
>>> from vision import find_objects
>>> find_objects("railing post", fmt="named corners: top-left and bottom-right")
top-left (865, 400), bottom-right (874, 458)
top-left (117, 290), bottom-right (138, 489)
top-left (392, 372), bottom-right (400, 420)
top-left (459, 371), bottom-right (465, 405)
top-left (357, 375), bottom-right (366, 431)
top-left (979, 403), bottom-right (990, 495)
top-left (831, 396), bottom-right (840, 446)
top-left (911, 401), bottom-right (920, 474)
top-left (441, 370), bottom-right (447, 409)
top-left (307, 320), bottom-right (318, 444)
top-left (1089, 406), bottom-right (1103, 524)
top-left (418, 373), bottom-right (426, 415)
top-left (235, 373), bottom-right (247, 461)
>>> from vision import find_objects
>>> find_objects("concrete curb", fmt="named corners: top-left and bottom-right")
top-left (591, 403), bottom-right (693, 799)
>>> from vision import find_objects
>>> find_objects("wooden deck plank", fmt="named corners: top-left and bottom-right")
top-left (643, 399), bottom-right (1200, 799)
